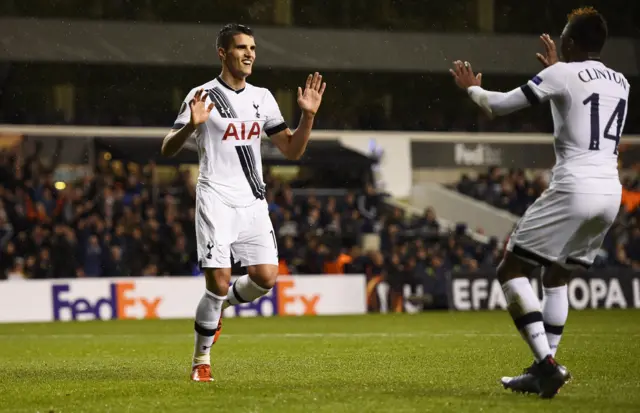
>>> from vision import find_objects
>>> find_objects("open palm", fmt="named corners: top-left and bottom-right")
top-left (536, 33), bottom-right (559, 68)
top-left (297, 72), bottom-right (327, 116)
top-left (190, 88), bottom-right (215, 126)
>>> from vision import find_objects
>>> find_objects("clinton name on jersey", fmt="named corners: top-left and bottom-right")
top-left (173, 77), bottom-right (287, 207)
top-left (522, 61), bottom-right (630, 194)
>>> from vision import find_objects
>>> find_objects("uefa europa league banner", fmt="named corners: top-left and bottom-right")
top-left (448, 269), bottom-right (640, 311)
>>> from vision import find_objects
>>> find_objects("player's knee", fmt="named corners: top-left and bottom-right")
top-left (247, 264), bottom-right (278, 289)
top-left (204, 268), bottom-right (232, 296)
top-left (543, 263), bottom-right (572, 288)
top-left (497, 252), bottom-right (534, 285)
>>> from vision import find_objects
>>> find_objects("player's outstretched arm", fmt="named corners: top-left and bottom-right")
top-left (161, 89), bottom-right (214, 157)
top-left (450, 60), bottom-right (531, 118)
top-left (271, 72), bottom-right (326, 160)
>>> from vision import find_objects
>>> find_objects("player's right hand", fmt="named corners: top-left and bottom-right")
top-left (536, 34), bottom-right (559, 68)
top-left (189, 88), bottom-right (215, 127)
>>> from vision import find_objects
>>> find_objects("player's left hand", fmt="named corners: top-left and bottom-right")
top-left (536, 34), bottom-right (559, 68)
top-left (297, 72), bottom-right (326, 116)
top-left (450, 60), bottom-right (482, 90)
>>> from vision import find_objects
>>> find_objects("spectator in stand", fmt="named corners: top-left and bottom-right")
top-left (84, 235), bottom-right (103, 277)
top-left (457, 167), bottom-right (547, 215)
top-left (33, 248), bottom-right (54, 279)
top-left (358, 183), bottom-right (380, 231)
top-left (165, 235), bottom-right (196, 276)
top-left (105, 245), bottom-right (128, 278)
top-left (7, 257), bottom-right (26, 281)
top-left (409, 207), bottom-right (440, 238)
top-left (624, 227), bottom-right (640, 269)
top-left (0, 241), bottom-right (16, 279)
top-left (344, 245), bottom-right (369, 274)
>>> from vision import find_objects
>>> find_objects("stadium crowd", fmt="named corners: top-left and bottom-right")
top-left (456, 166), bottom-right (640, 269)
top-left (0, 144), bottom-right (503, 290)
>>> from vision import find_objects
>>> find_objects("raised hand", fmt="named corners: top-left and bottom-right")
top-left (189, 89), bottom-right (215, 126)
top-left (297, 72), bottom-right (327, 116)
top-left (450, 60), bottom-right (482, 90)
top-left (536, 34), bottom-right (559, 68)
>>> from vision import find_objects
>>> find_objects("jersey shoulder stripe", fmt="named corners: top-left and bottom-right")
top-left (209, 87), bottom-right (238, 118)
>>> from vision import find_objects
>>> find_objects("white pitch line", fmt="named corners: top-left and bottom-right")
top-left (0, 331), bottom-right (638, 340)
top-left (0, 332), bottom-right (501, 340)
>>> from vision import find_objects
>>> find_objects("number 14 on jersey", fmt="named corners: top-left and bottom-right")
top-left (583, 93), bottom-right (627, 154)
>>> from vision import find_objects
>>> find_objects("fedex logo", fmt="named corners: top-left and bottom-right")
top-left (52, 282), bottom-right (162, 321)
top-left (222, 122), bottom-right (261, 141)
top-left (227, 278), bottom-right (320, 318)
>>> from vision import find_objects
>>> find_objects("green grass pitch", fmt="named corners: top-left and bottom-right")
top-left (1, 310), bottom-right (639, 412)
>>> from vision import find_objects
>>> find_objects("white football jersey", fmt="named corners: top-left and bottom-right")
top-left (523, 61), bottom-right (630, 194)
top-left (173, 77), bottom-right (287, 207)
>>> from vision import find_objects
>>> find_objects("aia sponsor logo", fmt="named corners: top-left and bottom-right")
top-left (222, 122), bottom-right (261, 141)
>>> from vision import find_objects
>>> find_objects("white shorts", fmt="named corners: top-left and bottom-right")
top-left (506, 188), bottom-right (620, 268)
top-left (195, 190), bottom-right (278, 269)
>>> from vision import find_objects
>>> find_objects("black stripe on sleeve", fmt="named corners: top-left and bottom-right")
top-left (235, 145), bottom-right (265, 200)
top-left (520, 84), bottom-right (541, 105)
top-left (265, 122), bottom-right (288, 137)
top-left (172, 123), bottom-right (186, 129)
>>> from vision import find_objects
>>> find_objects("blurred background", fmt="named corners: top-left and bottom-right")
top-left (0, 0), bottom-right (638, 312)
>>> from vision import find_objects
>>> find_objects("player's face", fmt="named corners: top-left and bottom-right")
top-left (223, 34), bottom-right (256, 79)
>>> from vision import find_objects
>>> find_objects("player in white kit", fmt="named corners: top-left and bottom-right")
top-left (161, 24), bottom-right (326, 382)
top-left (450, 7), bottom-right (629, 398)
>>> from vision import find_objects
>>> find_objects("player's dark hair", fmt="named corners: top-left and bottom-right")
top-left (566, 7), bottom-right (608, 53)
top-left (216, 23), bottom-right (254, 51)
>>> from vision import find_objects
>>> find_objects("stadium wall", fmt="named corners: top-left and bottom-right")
top-left (0, 276), bottom-right (367, 323)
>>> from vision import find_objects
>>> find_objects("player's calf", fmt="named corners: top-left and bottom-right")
top-left (191, 268), bottom-right (230, 381)
top-left (541, 260), bottom-right (586, 357)
top-left (542, 265), bottom-right (570, 358)
top-left (497, 253), bottom-right (552, 362)
top-left (224, 264), bottom-right (278, 309)
top-left (192, 289), bottom-right (225, 367)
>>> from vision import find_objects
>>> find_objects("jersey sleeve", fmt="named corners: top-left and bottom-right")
top-left (263, 90), bottom-right (288, 137)
top-left (467, 86), bottom-right (531, 117)
top-left (520, 63), bottom-right (568, 105)
top-left (170, 89), bottom-right (197, 151)
top-left (172, 89), bottom-right (197, 129)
